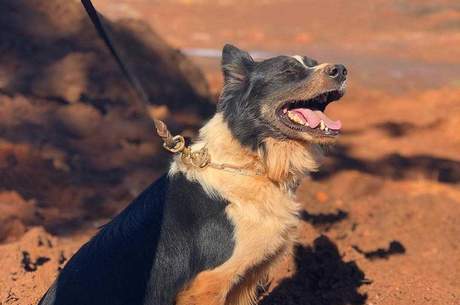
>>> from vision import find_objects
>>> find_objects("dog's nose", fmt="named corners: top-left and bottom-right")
top-left (325, 64), bottom-right (347, 80)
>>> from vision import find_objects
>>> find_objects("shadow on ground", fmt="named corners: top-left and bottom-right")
top-left (373, 120), bottom-right (440, 138)
top-left (301, 210), bottom-right (349, 232)
top-left (352, 241), bottom-right (406, 261)
top-left (313, 144), bottom-right (460, 184)
top-left (261, 236), bottom-right (368, 305)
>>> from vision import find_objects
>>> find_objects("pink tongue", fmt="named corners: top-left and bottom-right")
top-left (291, 109), bottom-right (342, 130)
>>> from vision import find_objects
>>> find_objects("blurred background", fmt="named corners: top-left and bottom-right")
top-left (0, 0), bottom-right (459, 304)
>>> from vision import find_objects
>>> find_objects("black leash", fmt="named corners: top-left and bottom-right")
top-left (81, 0), bottom-right (149, 104)
top-left (80, 0), bottom-right (185, 152)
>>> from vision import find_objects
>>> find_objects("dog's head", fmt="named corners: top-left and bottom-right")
top-left (217, 44), bottom-right (347, 151)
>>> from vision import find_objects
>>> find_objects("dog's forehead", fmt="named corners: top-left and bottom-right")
top-left (256, 55), bottom-right (318, 72)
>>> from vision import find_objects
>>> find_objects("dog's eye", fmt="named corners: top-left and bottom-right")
top-left (304, 58), bottom-right (319, 67)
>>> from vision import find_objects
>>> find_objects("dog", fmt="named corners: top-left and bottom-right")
top-left (38, 44), bottom-right (347, 305)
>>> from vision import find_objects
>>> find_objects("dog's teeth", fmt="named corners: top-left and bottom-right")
top-left (283, 108), bottom-right (287, 114)
top-left (293, 116), bottom-right (302, 124)
top-left (320, 120), bottom-right (326, 130)
top-left (325, 126), bottom-right (329, 132)
top-left (287, 111), bottom-right (305, 125)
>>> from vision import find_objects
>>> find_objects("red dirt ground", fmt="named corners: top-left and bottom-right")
top-left (1, 0), bottom-right (459, 304)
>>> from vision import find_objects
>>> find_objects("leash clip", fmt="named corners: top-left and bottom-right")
top-left (163, 135), bottom-right (186, 153)
top-left (162, 133), bottom-right (210, 169)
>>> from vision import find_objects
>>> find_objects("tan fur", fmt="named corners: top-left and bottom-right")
top-left (176, 270), bottom-right (232, 305)
top-left (172, 114), bottom-right (322, 305)
top-left (261, 138), bottom-right (323, 187)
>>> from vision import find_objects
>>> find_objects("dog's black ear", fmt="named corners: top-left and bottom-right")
top-left (221, 44), bottom-right (254, 86)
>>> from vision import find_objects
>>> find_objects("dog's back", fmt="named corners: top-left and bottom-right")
top-left (38, 173), bottom-right (234, 305)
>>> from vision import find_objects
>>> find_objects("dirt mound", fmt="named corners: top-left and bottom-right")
top-left (0, 192), bottom-right (40, 243)
top-left (0, 227), bottom-right (84, 305)
top-left (0, 0), bottom-right (213, 241)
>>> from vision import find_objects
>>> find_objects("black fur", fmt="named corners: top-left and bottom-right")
top-left (38, 173), bottom-right (234, 305)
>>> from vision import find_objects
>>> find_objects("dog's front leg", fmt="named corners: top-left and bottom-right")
top-left (224, 267), bottom-right (267, 305)
top-left (176, 270), bottom-right (234, 305)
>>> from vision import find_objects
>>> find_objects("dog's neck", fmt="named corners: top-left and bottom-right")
top-left (177, 113), bottom-right (323, 193)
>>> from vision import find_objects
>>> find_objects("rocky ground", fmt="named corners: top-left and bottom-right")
top-left (0, 0), bottom-right (459, 304)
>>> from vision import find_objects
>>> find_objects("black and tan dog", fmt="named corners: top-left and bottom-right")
top-left (39, 44), bottom-right (347, 305)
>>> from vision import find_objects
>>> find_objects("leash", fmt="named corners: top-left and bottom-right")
top-left (80, 0), bottom-right (265, 177)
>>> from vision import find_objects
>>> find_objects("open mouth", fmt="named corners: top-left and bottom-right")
top-left (277, 90), bottom-right (344, 137)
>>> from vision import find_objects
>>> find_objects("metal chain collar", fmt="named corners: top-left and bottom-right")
top-left (155, 119), bottom-right (265, 176)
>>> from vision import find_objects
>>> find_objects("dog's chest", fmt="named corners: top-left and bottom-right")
top-left (224, 187), bottom-right (301, 266)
